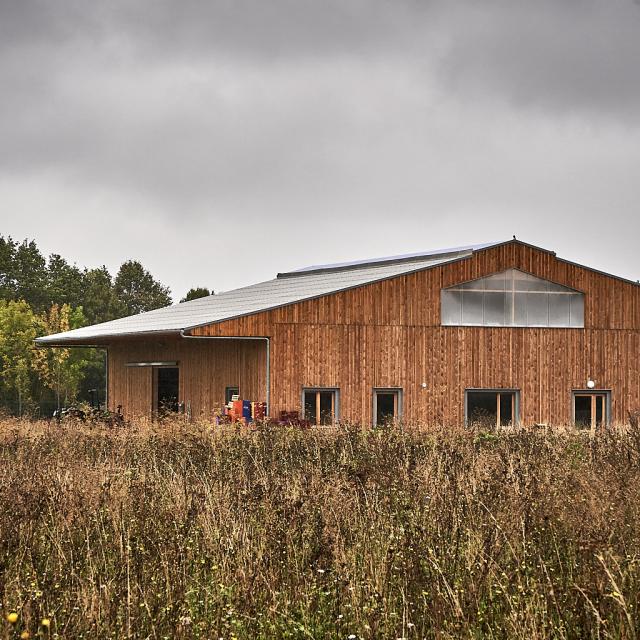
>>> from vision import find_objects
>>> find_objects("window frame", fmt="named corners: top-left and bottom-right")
top-left (225, 386), bottom-right (240, 405)
top-left (464, 388), bottom-right (520, 427)
top-left (572, 390), bottom-right (611, 430)
top-left (372, 388), bottom-right (403, 426)
top-left (301, 387), bottom-right (340, 426)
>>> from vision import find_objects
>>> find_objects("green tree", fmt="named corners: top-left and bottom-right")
top-left (82, 266), bottom-right (121, 325)
top-left (114, 260), bottom-right (172, 315)
top-left (33, 304), bottom-right (88, 410)
top-left (180, 287), bottom-right (212, 303)
top-left (14, 239), bottom-right (48, 312)
top-left (46, 254), bottom-right (85, 309)
top-left (0, 236), bottom-right (174, 414)
top-left (0, 300), bottom-right (42, 415)
top-left (0, 236), bottom-right (18, 300)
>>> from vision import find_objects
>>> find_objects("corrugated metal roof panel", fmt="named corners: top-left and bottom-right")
top-left (284, 242), bottom-right (499, 275)
top-left (36, 246), bottom-right (482, 345)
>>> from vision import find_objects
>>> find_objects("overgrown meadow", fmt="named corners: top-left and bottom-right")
top-left (1, 419), bottom-right (639, 639)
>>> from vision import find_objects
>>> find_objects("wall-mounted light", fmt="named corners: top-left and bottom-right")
top-left (421, 382), bottom-right (427, 388)
top-left (587, 379), bottom-right (595, 389)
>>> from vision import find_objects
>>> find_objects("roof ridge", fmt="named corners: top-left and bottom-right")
top-left (277, 241), bottom-right (501, 279)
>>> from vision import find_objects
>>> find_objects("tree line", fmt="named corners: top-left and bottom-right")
top-left (0, 235), bottom-right (210, 416)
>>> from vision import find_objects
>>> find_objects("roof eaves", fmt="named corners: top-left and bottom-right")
top-left (555, 257), bottom-right (640, 288)
top-left (34, 329), bottom-right (182, 347)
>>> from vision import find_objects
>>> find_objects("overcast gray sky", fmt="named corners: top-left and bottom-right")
top-left (1, 0), bottom-right (639, 300)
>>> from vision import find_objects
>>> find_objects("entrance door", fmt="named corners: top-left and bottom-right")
top-left (573, 392), bottom-right (608, 429)
top-left (154, 367), bottom-right (180, 415)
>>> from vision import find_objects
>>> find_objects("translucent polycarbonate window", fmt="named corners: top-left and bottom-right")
top-left (441, 269), bottom-right (584, 327)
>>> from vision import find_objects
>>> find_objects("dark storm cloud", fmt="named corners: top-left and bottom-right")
top-left (0, 0), bottom-right (421, 59)
top-left (438, 0), bottom-right (640, 120)
top-left (0, 0), bottom-right (639, 296)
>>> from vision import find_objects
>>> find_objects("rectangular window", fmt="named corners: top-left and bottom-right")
top-left (373, 388), bottom-right (402, 426)
top-left (466, 389), bottom-right (519, 427)
top-left (225, 386), bottom-right (239, 405)
top-left (573, 391), bottom-right (609, 429)
top-left (303, 389), bottom-right (339, 426)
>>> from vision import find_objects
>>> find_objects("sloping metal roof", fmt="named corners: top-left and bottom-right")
top-left (36, 243), bottom-right (495, 345)
top-left (284, 242), bottom-right (499, 275)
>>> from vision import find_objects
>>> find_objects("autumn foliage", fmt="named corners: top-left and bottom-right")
top-left (0, 419), bottom-right (639, 639)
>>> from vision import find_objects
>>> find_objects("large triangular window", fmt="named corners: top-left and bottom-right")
top-left (441, 269), bottom-right (584, 327)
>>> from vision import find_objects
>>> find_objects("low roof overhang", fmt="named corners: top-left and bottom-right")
top-left (34, 330), bottom-right (184, 348)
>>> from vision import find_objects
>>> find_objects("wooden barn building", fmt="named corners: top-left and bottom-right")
top-left (37, 239), bottom-right (640, 428)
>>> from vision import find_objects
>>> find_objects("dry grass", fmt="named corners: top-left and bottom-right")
top-left (0, 419), bottom-right (639, 639)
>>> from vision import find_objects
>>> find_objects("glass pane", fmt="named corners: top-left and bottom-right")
top-left (513, 292), bottom-right (528, 325)
top-left (483, 273), bottom-right (506, 291)
top-left (503, 269), bottom-right (516, 292)
top-left (462, 291), bottom-right (484, 324)
top-left (499, 393), bottom-right (514, 426)
top-left (484, 292), bottom-right (506, 325)
top-left (464, 278), bottom-right (485, 291)
top-left (549, 294), bottom-right (571, 327)
top-left (319, 391), bottom-right (334, 425)
top-left (441, 291), bottom-right (462, 325)
top-left (376, 392), bottom-right (396, 425)
top-left (574, 395), bottom-right (591, 427)
top-left (527, 275), bottom-right (549, 292)
top-left (570, 295), bottom-right (584, 327)
top-left (513, 271), bottom-right (532, 292)
top-left (526, 292), bottom-right (549, 325)
top-left (467, 392), bottom-right (498, 427)
top-left (548, 280), bottom-right (570, 293)
top-left (304, 392), bottom-right (317, 424)
top-left (595, 395), bottom-right (604, 426)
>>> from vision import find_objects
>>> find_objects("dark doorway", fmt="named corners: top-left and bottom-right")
top-left (466, 390), bottom-right (517, 427)
top-left (155, 367), bottom-right (179, 415)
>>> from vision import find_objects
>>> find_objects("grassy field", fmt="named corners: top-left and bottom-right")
top-left (0, 419), bottom-right (639, 639)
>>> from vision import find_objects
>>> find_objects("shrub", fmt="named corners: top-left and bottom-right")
top-left (0, 420), bottom-right (638, 639)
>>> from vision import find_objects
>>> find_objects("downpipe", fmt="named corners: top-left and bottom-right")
top-left (179, 330), bottom-right (271, 417)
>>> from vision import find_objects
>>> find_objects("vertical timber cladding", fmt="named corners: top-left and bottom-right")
top-left (190, 242), bottom-right (640, 425)
top-left (108, 337), bottom-right (267, 418)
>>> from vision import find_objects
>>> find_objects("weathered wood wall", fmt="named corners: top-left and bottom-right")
top-left (188, 242), bottom-right (640, 425)
top-left (108, 338), bottom-right (267, 418)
